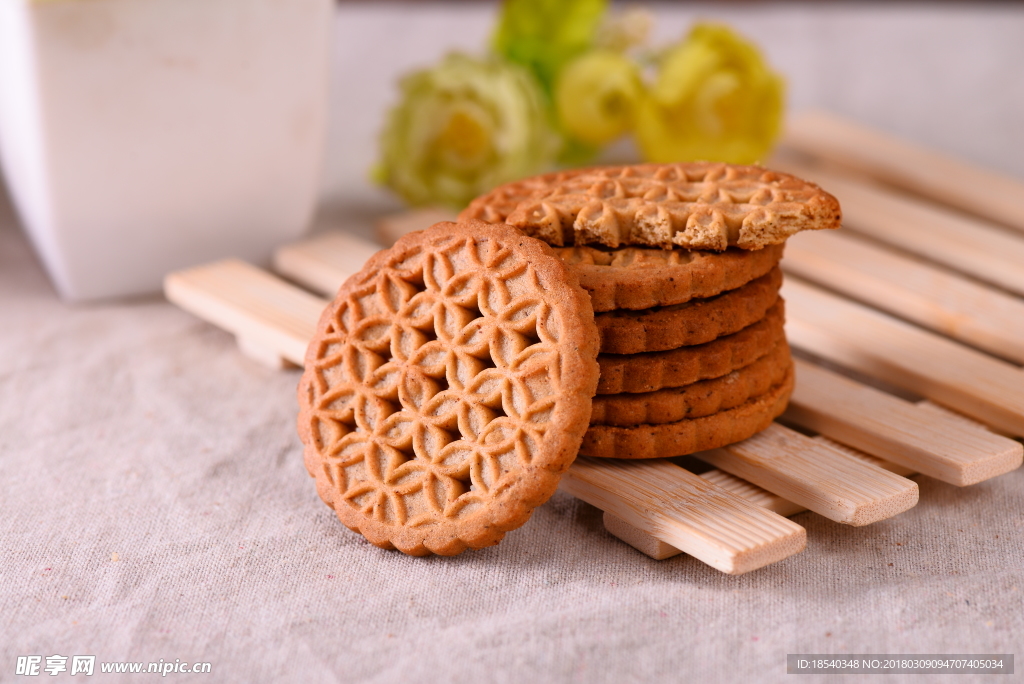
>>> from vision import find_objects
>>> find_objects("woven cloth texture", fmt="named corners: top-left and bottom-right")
top-left (2, 199), bottom-right (1023, 684)
top-left (5, 3), bottom-right (1024, 680)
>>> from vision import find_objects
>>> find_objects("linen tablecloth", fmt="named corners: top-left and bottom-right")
top-left (3, 4), bottom-right (1023, 682)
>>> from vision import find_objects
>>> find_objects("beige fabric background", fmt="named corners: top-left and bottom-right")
top-left (3, 3), bottom-right (1024, 683)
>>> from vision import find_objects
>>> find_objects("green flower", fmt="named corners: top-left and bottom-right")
top-left (375, 53), bottom-right (557, 209)
top-left (492, 0), bottom-right (608, 96)
top-left (634, 23), bottom-right (785, 164)
top-left (555, 50), bottom-right (642, 147)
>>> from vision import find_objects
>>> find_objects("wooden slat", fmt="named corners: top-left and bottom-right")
top-left (274, 207), bottom-right (478, 300)
top-left (783, 275), bottom-right (1024, 437)
top-left (603, 437), bottom-right (914, 559)
top-left (696, 424), bottom-right (919, 526)
top-left (697, 467), bottom-right (804, 518)
top-left (166, 213), bottom-right (1024, 570)
top-left (811, 436), bottom-right (914, 478)
top-left (561, 458), bottom-right (806, 574)
top-left (602, 465), bottom-right (804, 560)
top-left (775, 160), bottom-right (1024, 298)
top-left (602, 512), bottom-right (682, 560)
top-left (273, 230), bottom-right (381, 296)
top-left (376, 207), bottom-right (456, 246)
top-left (165, 259), bottom-right (806, 573)
top-left (164, 259), bottom-right (327, 368)
top-left (783, 229), bottom-right (1024, 364)
top-left (783, 109), bottom-right (1024, 234)
top-left (784, 359), bottom-right (1023, 486)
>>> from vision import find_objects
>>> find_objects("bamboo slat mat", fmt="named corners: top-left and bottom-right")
top-left (164, 110), bottom-right (1024, 575)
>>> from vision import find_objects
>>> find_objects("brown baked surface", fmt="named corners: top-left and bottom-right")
top-left (596, 298), bottom-right (786, 394)
top-left (461, 162), bottom-right (841, 250)
top-left (590, 340), bottom-right (791, 426)
top-left (595, 266), bottom-right (782, 354)
top-left (552, 242), bottom-right (783, 312)
top-left (579, 364), bottom-right (794, 459)
top-left (297, 221), bottom-right (600, 556)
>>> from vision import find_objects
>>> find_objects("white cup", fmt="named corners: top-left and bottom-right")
top-left (0, 0), bottom-right (333, 301)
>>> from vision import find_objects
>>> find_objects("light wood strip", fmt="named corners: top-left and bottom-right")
top-left (696, 424), bottom-right (919, 526)
top-left (783, 109), bottom-right (1024, 234)
top-left (912, 400), bottom-right (1014, 439)
top-left (602, 438), bottom-right (914, 559)
top-left (784, 359), bottom-right (1023, 485)
top-left (164, 260), bottom-right (327, 368)
top-left (783, 229), bottom-right (1024, 364)
top-left (810, 437), bottom-right (916, 477)
top-left (602, 466), bottom-right (803, 560)
top-left (273, 230), bottom-right (381, 297)
top-left (602, 512), bottom-right (681, 561)
top-left (165, 245), bottom-right (1020, 569)
top-left (376, 207), bottom-right (456, 246)
top-left (775, 160), bottom-right (1024, 298)
top-left (783, 275), bottom-right (1024, 437)
top-left (603, 395), bottom-right (1013, 557)
top-left (697, 467), bottom-right (804, 518)
top-left (561, 458), bottom-right (806, 574)
top-left (166, 259), bottom-right (805, 572)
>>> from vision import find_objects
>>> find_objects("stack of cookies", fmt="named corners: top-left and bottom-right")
top-left (296, 162), bottom-right (839, 555)
top-left (461, 162), bottom-right (841, 459)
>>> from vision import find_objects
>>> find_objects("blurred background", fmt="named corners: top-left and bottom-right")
top-left (2, 0), bottom-right (1023, 298)
top-left (3, 6), bottom-right (1023, 679)
top-left (322, 2), bottom-right (1024, 212)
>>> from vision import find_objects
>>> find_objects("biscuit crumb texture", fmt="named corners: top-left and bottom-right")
top-left (461, 162), bottom-right (841, 250)
top-left (297, 221), bottom-right (599, 556)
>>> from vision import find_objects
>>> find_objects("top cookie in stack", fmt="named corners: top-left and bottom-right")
top-left (461, 162), bottom-right (840, 459)
top-left (462, 162), bottom-right (840, 252)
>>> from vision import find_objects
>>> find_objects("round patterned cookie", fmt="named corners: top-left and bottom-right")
top-left (552, 242), bottom-right (784, 312)
top-left (580, 365), bottom-right (794, 459)
top-left (595, 266), bottom-right (783, 354)
top-left (596, 299), bottom-right (786, 394)
top-left (590, 340), bottom-right (791, 426)
top-left (297, 221), bottom-right (600, 556)
top-left (461, 162), bottom-right (840, 251)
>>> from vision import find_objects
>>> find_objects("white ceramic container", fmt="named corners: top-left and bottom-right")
top-left (0, 0), bottom-right (333, 301)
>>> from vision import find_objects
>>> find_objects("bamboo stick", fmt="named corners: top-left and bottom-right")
top-left (783, 275), bottom-right (1024, 437)
top-left (273, 230), bottom-right (380, 297)
top-left (603, 437), bottom-right (914, 559)
top-left (783, 109), bottom-right (1024, 234)
top-left (775, 160), bottom-right (1024, 298)
top-left (561, 458), bottom-right (806, 574)
top-left (164, 259), bottom-right (326, 368)
top-left (783, 229), bottom-right (1024, 364)
top-left (784, 359), bottom-right (1023, 485)
top-left (602, 466), bottom-right (805, 560)
top-left (696, 424), bottom-right (919, 526)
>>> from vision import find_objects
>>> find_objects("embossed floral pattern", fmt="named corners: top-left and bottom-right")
top-left (461, 162), bottom-right (840, 250)
top-left (298, 223), bottom-right (599, 555)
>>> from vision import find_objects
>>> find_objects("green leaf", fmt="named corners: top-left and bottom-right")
top-left (491, 0), bottom-right (609, 95)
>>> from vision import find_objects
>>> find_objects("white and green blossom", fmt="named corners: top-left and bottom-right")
top-left (376, 53), bottom-right (557, 209)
